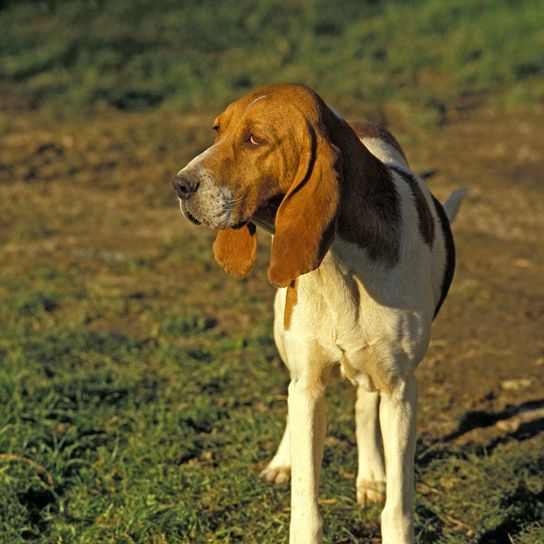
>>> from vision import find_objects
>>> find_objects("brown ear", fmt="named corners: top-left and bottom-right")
top-left (213, 222), bottom-right (257, 277)
top-left (268, 123), bottom-right (342, 287)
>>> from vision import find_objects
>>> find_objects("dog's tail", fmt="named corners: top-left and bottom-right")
top-left (443, 188), bottom-right (468, 223)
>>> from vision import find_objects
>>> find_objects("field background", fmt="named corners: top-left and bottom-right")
top-left (1, 0), bottom-right (543, 542)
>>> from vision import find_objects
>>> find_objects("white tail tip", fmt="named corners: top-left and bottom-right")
top-left (443, 187), bottom-right (468, 223)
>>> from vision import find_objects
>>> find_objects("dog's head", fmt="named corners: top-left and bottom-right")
top-left (173, 83), bottom-right (342, 287)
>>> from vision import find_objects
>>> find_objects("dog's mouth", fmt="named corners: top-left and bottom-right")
top-left (178, 200), bottom-right (203, 225)
top-left (179, 192), bottom-right (282, 232)
top-left (185, 209), bottom-right (201, 225)
top-left (180, 199), bottom-right (248, 230)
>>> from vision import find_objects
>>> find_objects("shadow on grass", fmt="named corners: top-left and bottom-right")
top-left (477, 485), bottom-right (544, 544)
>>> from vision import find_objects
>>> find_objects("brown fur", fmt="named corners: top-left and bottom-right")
top-left (207, 84), bottom-right (402, 285)
top-left (267, 114), bottom-right (342, 287)
top-left (431, 195), bottom-right (455, 318)
top-left (213, 222), bottom-right (257, 277)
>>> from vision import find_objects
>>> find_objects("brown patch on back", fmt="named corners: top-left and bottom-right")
top-left (324, 113), bottom-right (401, 266)
top-left (350, 120), bottom-right (408, 164)
top-left (284, 279), bottom-right (298, 330)
top-left (213, 222), bottom-right (257, 277)
top-left (390, 165), bottom-right (435, 248)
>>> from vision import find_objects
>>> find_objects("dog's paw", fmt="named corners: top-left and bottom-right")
top-left (356, 479), bottom-right (386, 507)
top-left (260, 465), bottom-right (291, 485)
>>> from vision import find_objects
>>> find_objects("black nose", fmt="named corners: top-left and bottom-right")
top-left (173, 174), bottom-right (199, 199)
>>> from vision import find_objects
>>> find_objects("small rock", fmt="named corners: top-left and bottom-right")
top-left (501, 378), bottom-right (533, 390)
top-left (513, 258), bottom-right (531, 268)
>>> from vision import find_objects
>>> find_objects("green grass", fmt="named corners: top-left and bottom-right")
top-left (1, 0), bottom-right (543, 120)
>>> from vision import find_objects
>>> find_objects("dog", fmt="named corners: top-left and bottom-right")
top-left (173, 83), bottom-right (465, 543)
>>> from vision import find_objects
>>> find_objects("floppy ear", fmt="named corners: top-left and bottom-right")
top-left (213, 222), bottom-right (257, 277)
top-left (268, 122), bottom-right (342, 287)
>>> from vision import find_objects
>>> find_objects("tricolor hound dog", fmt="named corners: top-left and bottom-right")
top-left (173, 84), bottom-right (465, 544)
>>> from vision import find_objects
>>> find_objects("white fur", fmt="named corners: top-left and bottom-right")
top-left (262, 137), bottom-right (463, 544)
top-left (362, 136), bottom-right (410, 169)
top-left (248, 94), bottom-right (269, 107)
top-left (443, 187), bottom-right (468, 222)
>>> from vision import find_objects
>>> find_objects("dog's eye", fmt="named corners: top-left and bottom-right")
top-left (246, 134), bottom-right (264, 146)
top-left (212, 125), bottom-right (219, 132)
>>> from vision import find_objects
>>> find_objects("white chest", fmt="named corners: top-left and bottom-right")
top-left (276, 241), bottom-right (434, 391)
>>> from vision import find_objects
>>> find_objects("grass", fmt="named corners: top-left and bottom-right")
top-left (0, 0), bottom-right (543, 121)
top-left (1, 264), bottom-right (543, 542)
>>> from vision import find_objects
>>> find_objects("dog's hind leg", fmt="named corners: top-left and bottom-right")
top-left (355, 387), bottom-right (386, 506)
top-left (260, 416), bottom-right (291, 484)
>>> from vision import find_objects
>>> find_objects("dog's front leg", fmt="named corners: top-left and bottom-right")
top-left (288, 376), bottom-right (326, 544)
top-left (379, 375), bottom-right (417, 544)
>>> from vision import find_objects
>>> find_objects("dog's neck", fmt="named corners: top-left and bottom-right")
top-left (251, 194), bottom-right (283, 234)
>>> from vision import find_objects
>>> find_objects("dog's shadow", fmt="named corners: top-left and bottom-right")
top-left (442, 398), bottom-right (544, 453)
